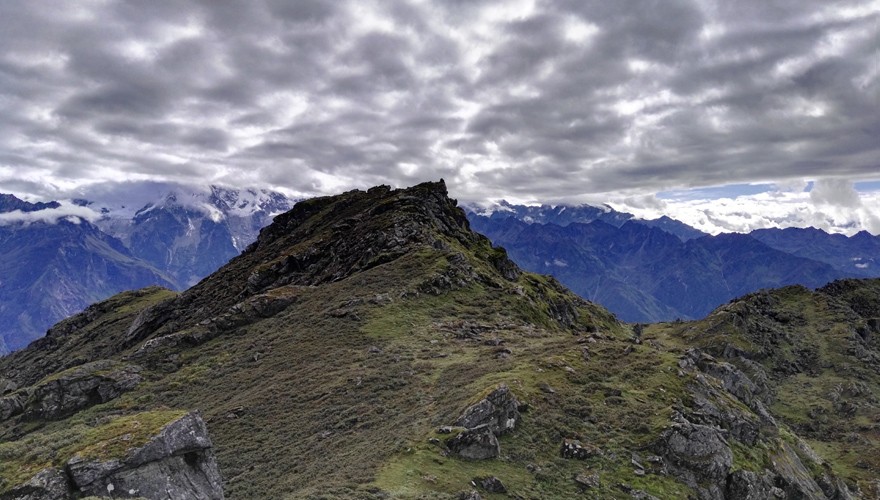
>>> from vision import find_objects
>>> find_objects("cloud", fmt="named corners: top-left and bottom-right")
top-left (611, 179), bottom-right (880, 235)
top-left (0, 203), bottom-right (101, 226)
top-left (0, 0), bottom-right (878, 205)
top-left (810, 178), bottom-right (862, 208)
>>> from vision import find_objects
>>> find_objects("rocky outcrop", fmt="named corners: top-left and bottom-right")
top-left (475, 476), bottom-right (506, 493)
top-left (125, 296), bottom-right (179, 346)
top-left (26, 361), bottom-right (141, 421)
top-left (3, 412), bottom-right (222, 500)
top-left (443, 385), bottom-right (523, 461)
top-left (656, 417), bottom-right (732, 500)
top-left (454, 384), bottom-right (520, 436)
top-left (680, 349), bottom-right (771, 407)
top-left (685, 381), bottom-right (765, 446)
top-left (1, 361), bottom-right (141, 423)
top-left (446, 425), bottom-right (500, 460)
top-left (0, 377), bottom-right (17, 395)
top-left (0, 391), bottom-right (26, 421)
top-left (0, 468), bottom-right (72, 500)
top-left (769, 442), bottom-right (827, 499)
top-left (725, 470), bottom-right (784, 499)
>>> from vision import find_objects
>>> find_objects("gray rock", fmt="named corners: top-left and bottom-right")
top-left (573, 472), bottom-right (600, 489)
top-left (0, 391), bottom-right (26, 421)
top-left (656, 418), bottom-right (732, 500)
top-left (66, 411), bottom-right (224, 499)
top-left (561, 439), bottom-right (599, 460)
top-left (476, 476), bottom-right (506, 493)
top-left (688, 383), bottom-right (762, 446)
top-left (817, 471), bottom-right (858, 500)
top-left (0, 377), bottom-right (17, 395)
top-left (683, 349), bottom-right (773, 410)
top-left (125, 297), bottom-right (178, 346)
top-left (770, 442), bottom-right (826, 500)
top-left (629, 490), bottom-right (661, 500)
top-left (446, 425), bottom-right (500, 460)
top-left (725, 470), bottom-right (783, 499)
top-left (454, 384), bottom-right (520, 436)
top-left (22, 361), bottom-right (142, 421)
top-left (0, 468), bottom-right (72, 500)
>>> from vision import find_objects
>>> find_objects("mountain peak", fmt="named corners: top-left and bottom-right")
top-left (0, 193), bottom-right (61, 213)
top-left (147, 180), bottom-right (531, 332)
top-left (243, 180), bottom-right (493, 291)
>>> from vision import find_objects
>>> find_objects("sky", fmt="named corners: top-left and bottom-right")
top-left (0, 0), bottom-right (878, 234)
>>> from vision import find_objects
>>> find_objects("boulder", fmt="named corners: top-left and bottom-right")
top-left (476, 476), bottom-right (506, 493)
top-left (65, 411), bottom-right (224, 499)
top-left (454, 384), bottom-right (520, 436)
top-left (656, 418), bottom-right (732, 500)
top-left (573, 472), bottom-right (600, 490)
top-left (446, 425), bottom-right (500, 460)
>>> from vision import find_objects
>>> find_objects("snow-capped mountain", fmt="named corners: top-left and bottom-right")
top-left (92, 185), bottom-right (296, 287)
top-left (0, 194), bottom-right (176, 353)
top-left (464, 200), bottom-right (706, 241)
top-left (0, 185), bottom-right (297, 353)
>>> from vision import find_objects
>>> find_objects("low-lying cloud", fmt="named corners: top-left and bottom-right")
top-left (0, 203), bottom-right (100, 226)
top-left (612, 179), bottom-right (880, 236)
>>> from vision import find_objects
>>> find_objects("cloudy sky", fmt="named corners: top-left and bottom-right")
top-left (1, 0), bottom-right (878, 233)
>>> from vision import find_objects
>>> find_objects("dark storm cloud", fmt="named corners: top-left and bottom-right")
top-left (0, 0), bottom-right (878, 202)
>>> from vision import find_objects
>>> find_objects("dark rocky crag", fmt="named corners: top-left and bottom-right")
top-left (1, 411), bottom-right (222, 500)
top-left (0, 181), bottom-right (877, 498)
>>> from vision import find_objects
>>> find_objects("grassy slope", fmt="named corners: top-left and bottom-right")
top-left (651, 281), bottom-right (880, 496)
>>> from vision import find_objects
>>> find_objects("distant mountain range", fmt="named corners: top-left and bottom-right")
top-left (3, 190), bottom-right (878, 354)
top-left (466, 202), bottom-right (880, 322)
top-left (0, 187), bottom-right (295, 353)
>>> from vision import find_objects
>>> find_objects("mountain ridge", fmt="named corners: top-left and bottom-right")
top-left (468, 206), bottom-right (879, 323)
top-left (1, 181), bottom-right (876, 499)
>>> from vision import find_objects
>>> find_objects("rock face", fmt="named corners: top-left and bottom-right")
top-left (25, 361), bottom-right (142, 421)
top-left (656, 418), bottom-right (733, 500)
top-left (0, 468), bottom-right (72, 500)
top-left (446, 425), bottom-right (501, 460)
top-left (725, 470), bottom-right (784, 499)
top-left (2, 411), bottom-right (223, 500)
top-left (454, 384), bottom-right (520, 436)
top-left (1, 361), bottom-right (141, 423)
top-left (66, 411), bottom-right (223, 499)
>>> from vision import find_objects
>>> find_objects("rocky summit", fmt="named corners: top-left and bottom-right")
top-left (1, 181), bottom-right (878, 499)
